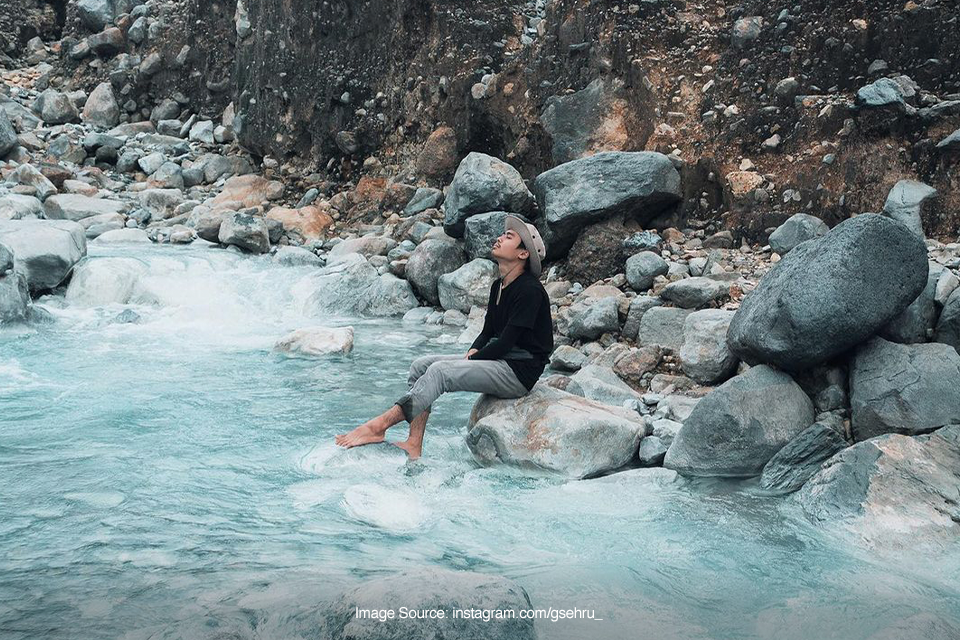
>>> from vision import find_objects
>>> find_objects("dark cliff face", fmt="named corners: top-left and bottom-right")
top-left (234, 0), bottom-right (529, 169)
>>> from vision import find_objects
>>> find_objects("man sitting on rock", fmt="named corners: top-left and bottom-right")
top-left (335, 215), bottom-right (554, 459)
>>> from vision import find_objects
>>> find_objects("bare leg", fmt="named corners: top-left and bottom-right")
top-left (393, 409), bottom-right (429, 460)
top-left (335, 404), bottom-right (405, 448)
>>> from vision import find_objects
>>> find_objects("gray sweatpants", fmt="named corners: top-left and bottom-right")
top-left (393, 353), bottom-right (529, 422)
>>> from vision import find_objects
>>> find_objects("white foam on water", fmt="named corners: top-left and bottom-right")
top-left (287, 479), bottom-right (340, 510)
top-left (342, 483), bottom-right (430, 533)
top-left (63, 491), bottom-right (126, 508)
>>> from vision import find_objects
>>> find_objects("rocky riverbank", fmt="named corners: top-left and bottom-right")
top-left (2, 0), bottom-right (959, 632)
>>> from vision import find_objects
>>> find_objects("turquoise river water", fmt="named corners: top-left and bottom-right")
top-left (1, 243), bottom-right (959, 640)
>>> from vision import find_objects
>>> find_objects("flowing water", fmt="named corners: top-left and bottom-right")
top-left (2, 243), bottom-right (959, 640)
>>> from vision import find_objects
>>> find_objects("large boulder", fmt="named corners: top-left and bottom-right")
top-left (76, 0), bottom-right (115, 31)
top-left (186, 207), bottom-right (225, 243)
top-left (727, 214), bottom-right (928, 371)
top-left (759, 422), bottom-right (848, 494)
top-left (532, 151), bottom-right (681, 259)
top-left (327, 235), bottom-right (397, 265)
top-left (881, 179), bottom-right (937, 238)
top-left (0, 109), bottom-right (17, 157)
top-left (65, 257), bottom-right (146, 306)
top-left (437, 258), bottom-right (498, 312)
top-left (566, 296), bottom-right (620, 340)
top-left (404, 238), bottom-right (467, 306)
top-left (218, 210), bottom-right (270, 253)
top-left (308, 253), bottom-right (418, 317)
top-left (321, 569), bottom-right (536, 640)
top-left (849, 337), bottom-right (960, 441)
top-left (0, 244), bottom-right (29, 323)
top-left (467, 383), bottom-right (646, 479)
top-left (0, 219), bottom-right (86, 292)
top-left (138, 189), bottom-right (185, 220)
top-left (625, 251), bottom-right (668, 292)
top-left (679, 309), bottom-right (738, 384)
top-left (7, 164), bottom-right (56, 201)
top-left (274, 326), bottom-right (354, 356)
top-left (638, 306), bottom-right (692, 350)
top-left (767, 213), bottom-right (829, 255)
top-left (879, 262), bottom-right (943, 343)
top-left (934, 287), bottom-right (960, 353)
top-left (796, 426), bottom-right (960, 552)
top-left (660, 277), bottom-right (729, 309)
top-left (443, 153), bottom-right (534, 238)
top-left (33, 89), bottom-right (78, 125)
top-left (663, 365), bottom-right (815, 477)
top-left (0, 194), bottom-right (42, 220)
top-left (43, 194), bottom-right (129, 223)
top-left (81, 82), bottom-right (120, 129)
top-left (265, 204), bottom-right (333, 240)
top-left (463, 211), bottom-right (527, 261)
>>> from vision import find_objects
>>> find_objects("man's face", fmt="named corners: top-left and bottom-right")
top-left (491, 229), bottom-right (528, 263)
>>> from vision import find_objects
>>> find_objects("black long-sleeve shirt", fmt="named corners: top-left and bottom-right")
top-left (467, 270), bottom-right (554, 390)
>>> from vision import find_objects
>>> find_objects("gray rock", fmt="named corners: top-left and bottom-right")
top-left (541, 77), bottom-right (626, 164)
top-left (731, 16), bottom-right (763, 48)
top-left (936, 127), bottom-right (960, 153)
top-left (139, 52), bottom-right (163, 77)
top-left (149, 161), bottom-right (183, 190)
top-left (768, 213), bottom-right (829, 255)
top-left (437, 258), bottom-right (498, 312)
top-left (679, 309), bottom-right (737, 384)
top-left (663, 365), bottom-right (815, 477)
top-left (660, 277), bottom-right (729, 309)
top-left (550, 344), bottom-right (587, 371)
top-left (273, 246), bottom-right (324, 267)
top-left (403, 187), bottom-right (443, 215)
top-left (638, 436), bottom-right (668, 466)
top-left (650, 417), bottom-right (683, 447)
top-left (185, 207), bottom-right (224, 242)
top-left (856, 77), bottom-right (907, 110)
top-left (77, 0), bottom-right (116, 31)
top-left (92, 228), bottom-right (150, 244)
top-left (625, 251), bottom-right (668, 292)
top-left (934, 287), bottom-right (960, 353)
top-left (566, 296), bottom-right (620, 340)
top-left (443, 153), bottom-right (534, 238)
top-left (532, 151), bottom-right (681, 259)
top-left (621, 295), bottom-right (662, 341)
top-left (0, 109), bottom-right (17, 157)
top-left (188, 120), bottom-right (215, 144)
top-left (150, 99), bottom-right (181, 123)
top-left (192, 153), bottom-right (255, 184)
top-left (138, 152), bottom-right (166, 175)
top-left (728, 214), bottom-right (928, 371)
top-left (759, 422), bottom-right (847, 494)
top-left (308, 253), bottom-right (418, 317)
top-left (0, 269), bottom-right (29, 324)
top-left (467, 382), bottom-right (645, 478)
top-left (43, 194), bottom-right (128, 222)
top-left (622, 230), bottom-right (663, 253)
top-left (638, 306), bottom-right (693, 350)
top-left (881, 179), bottom-right (937, 238)
top-left (0, 219), bottom-right (86, 292)
top-left (86, 27), bottom-right (125, 56)
top-left (322, 569), bottom-right (536, 640)
top-left (8, 164), bottom-right (56, 201)
top-left (404, 238), bottom-right (467, 305)
top-left (850, 337), bottom-right (960, 441)
top-left (218, 210), bottom-right (270, 254)
top-left (33, 89), bottom-right (78, 125)
top-left (327, 236), bottom-right (397, 265)
top-left (463, 211), bottom-right (531, 261)
top-left (138, 189), bottom-right (184, 220)
top-left (880, 262), bottom-right (942, 343)
top-left (81, 82), bottom-right (119, 129)
top-left (567, 364), bottom-right (643, 407)
top-left (127, 16), bottom-right (147, 43)
top-left (0, 194), bottom-right (42, 221)
top-left (796, 426), bottom-right (960, 553)
top-left (79, 212), bottom-right (124, 238)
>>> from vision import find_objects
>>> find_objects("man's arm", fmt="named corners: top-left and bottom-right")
top-left (469, 283), bottom-right (539, 360)
top-left (467, 324), bottom-right (522, 360)
top-left (466, 279), bottom-right (499, 354)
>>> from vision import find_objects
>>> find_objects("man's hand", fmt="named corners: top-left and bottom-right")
top-left (464, 348), bottom-right (478, 359)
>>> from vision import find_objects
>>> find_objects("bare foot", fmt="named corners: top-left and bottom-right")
top-left (393, 440), bottom-right (422, 460)
top-left (335, 423), bottom-right (386, 448)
